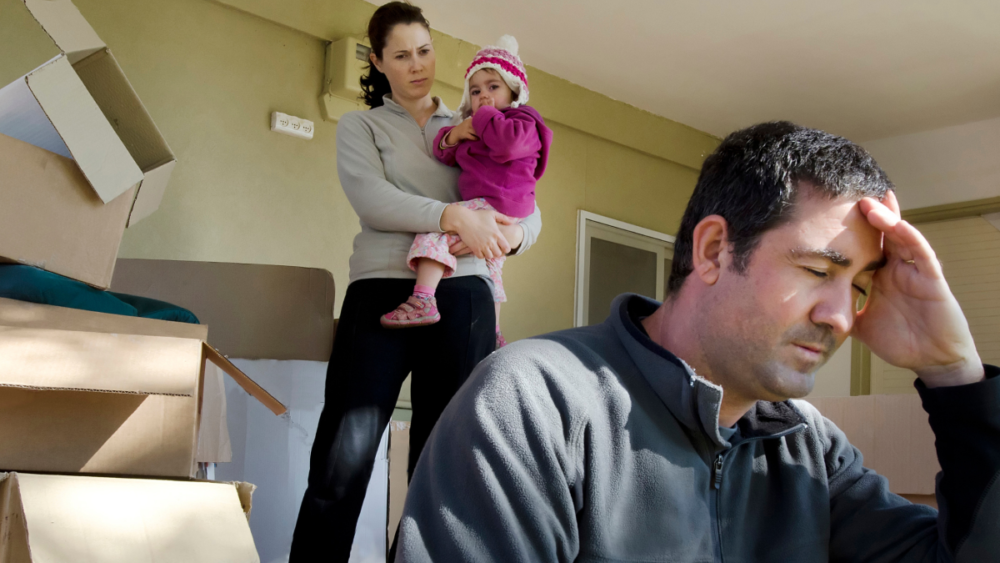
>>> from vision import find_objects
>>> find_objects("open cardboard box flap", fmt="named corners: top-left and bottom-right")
top-left (0, 0), bottom-right (175, 219)
top-left (204, 344), bottom-right (287, 416)
top-left (22, 0), bottom-right (104, 63)
top-left (0, 297), bottom-right (286, 414)
top-left (0, 472), bottom-right (260, 563)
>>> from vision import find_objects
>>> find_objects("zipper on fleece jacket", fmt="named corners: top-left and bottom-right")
top-left (712, 453), bottom-right (726, 563)
top-left (713, 454), bottom-right (724, 490)
top-left (709, 422), bottom-right (808, 562)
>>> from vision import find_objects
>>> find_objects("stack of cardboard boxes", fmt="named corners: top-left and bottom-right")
top-left (0, 1), bottom-right (281, 560)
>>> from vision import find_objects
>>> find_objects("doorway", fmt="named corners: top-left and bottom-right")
top-left (575, 211), bottom-right (675, 327)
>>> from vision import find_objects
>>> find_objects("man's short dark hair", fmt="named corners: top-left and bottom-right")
top-left (667, 121), bottom-right (894, 295)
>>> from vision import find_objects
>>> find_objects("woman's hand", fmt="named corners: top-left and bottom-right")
top-left (441, 205), bottom-right (513, 260)
top-left (445, 118), bottom-right (479, 146)
top-left (450, 214), bottom-right (522, 257)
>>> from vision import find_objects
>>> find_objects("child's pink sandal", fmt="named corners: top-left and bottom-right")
top-left (381, 295), bottom-right (440, 328)
top-left (495, 329), bottom-right (508, 349)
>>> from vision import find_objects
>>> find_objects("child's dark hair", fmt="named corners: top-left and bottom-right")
top-left (360, 2), bottom-right (430, 108)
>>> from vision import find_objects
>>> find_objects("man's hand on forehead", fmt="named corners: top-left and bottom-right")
top-left (852, 190), bottom-right (984, 388)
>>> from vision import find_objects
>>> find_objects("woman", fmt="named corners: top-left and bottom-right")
top-left (289, 3), bottom-right (542, 560)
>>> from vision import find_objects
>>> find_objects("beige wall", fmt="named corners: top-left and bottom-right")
top-left (74, 0), bottom-right (716, 341)
top-left (807, 337), bottom-right (853, 398)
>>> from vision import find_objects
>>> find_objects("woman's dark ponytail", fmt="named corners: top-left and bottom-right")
top-left (360, 2), bottom-right (430, 109)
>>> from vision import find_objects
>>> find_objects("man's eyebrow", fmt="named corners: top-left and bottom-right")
top-left (790, 247), bottom-right (852, 267)
top-left (790, 247), bottom-right (888, 271)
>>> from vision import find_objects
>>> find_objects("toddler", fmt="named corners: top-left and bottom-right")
top-left (380, 35), bottom-right (553, 348)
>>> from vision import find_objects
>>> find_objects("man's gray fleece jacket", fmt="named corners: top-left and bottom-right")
top-left (397, 294), bottom-right (1000, 562)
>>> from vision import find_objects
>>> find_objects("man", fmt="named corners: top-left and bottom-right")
top-left (395, 122), bottom-right (999, 562)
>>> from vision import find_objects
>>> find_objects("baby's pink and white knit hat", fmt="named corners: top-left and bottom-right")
top-left (458, 35), bottom-right (529, 117)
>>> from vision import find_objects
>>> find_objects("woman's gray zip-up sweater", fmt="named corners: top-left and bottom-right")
top-left (397, 294), bottom-right (1000, 562)
top-left (336, 95), bottom-right (542, 285)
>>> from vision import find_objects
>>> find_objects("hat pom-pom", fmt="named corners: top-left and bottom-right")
top-left (496, 34), bottom-right (519, 57)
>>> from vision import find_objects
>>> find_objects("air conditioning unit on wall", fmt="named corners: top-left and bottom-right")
top-left (321, 37), bottom-right (371, 122)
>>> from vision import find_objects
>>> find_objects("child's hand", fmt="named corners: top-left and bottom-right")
top-left (445, 118), bottom-right (479, 146)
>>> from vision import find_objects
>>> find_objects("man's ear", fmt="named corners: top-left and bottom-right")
top-left (691, 215), bottom-right (730, 286)
top-left (369, 52), bottom-right (383, 74)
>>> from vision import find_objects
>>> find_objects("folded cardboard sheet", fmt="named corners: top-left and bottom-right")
top-left (0, 298), bottom-right (285, 478)
top-left (805, 395), bottom-right (939, 495)
top-left (0, 472), bottom-right (260, 563)
top-left (111, 259), bottom-right (337, 361)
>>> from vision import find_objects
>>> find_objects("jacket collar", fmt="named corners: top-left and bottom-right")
top-left (381, 94), bottom-right (454, 119)
top-left (607, 294), bottom-right (806, 448)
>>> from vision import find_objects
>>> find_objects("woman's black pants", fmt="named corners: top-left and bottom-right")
top-left (289, 276), bottom-right (497, 562)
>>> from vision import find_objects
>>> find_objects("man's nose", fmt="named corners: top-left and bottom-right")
top-left (811, 285), bottom-right (855, 336)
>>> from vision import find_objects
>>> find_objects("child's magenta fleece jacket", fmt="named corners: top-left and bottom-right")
top-left (434, 105), bottom-right (553, 218)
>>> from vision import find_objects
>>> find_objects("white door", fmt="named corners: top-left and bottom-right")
top-left (575, 211), bottom-right (675, 327)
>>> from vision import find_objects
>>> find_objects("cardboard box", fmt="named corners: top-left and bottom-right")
top-left (805, 395), bottom-right (940, 495)
top-left (0, 0), bottom-right (176, 214)
top-left (0, 298), bottom-right (286, 478)
top-left (0, 472), bottom-right (260, 562)
top-left (0, 0), bottom-right (176, 288)
top-left (0, 133), bottom-right (135, 289)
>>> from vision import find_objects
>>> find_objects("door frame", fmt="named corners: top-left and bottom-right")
top-left (575, 210), bottom-right (676, 327)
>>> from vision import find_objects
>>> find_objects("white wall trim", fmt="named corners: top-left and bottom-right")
top-left (984, 212), bottom-right (1000, 233)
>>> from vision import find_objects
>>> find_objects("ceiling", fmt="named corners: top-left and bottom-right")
top-left (365, 0), bottom-right (1000, 209)
top-left (385, 0), bottom-right (1000, 142)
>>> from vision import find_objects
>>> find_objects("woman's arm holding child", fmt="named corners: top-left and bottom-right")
top-left (449, 203), bottom-right (541, 258)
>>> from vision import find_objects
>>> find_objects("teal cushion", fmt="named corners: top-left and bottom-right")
top-left (109, 292), bottom-right (200, 324)
top-left (0, 264), bottom-right (138, 316)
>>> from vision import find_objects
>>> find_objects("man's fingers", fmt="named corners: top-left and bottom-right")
top-left (862, 202), bottom-right (918, 262)
top-left (860, 198), bottom-right (899, 232)
top-left (862, 199), bottom-right (942, 275)
top-left (893, 220), bottom-right (942, 276)
top-left (882, 190), bottom-right (902, 217)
